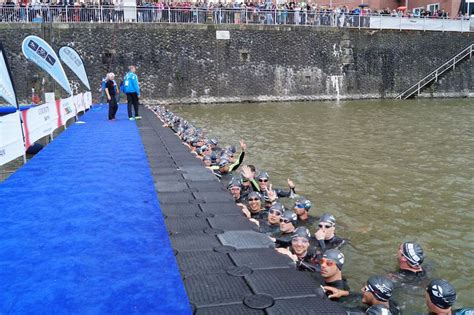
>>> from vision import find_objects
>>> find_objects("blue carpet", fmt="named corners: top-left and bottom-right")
top-left (0, 105), bottom-right (191, 314)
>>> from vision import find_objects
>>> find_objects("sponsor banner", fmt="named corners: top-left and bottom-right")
top-left (74, 93), bottom-right (85, 113)
top-left (0, 43), bottom-right (17, 106)
top-left (0, 112), bottom-right (24, 165)
top-left (59, 46), bottom-right (91, 90)
top-left (83, 91), bottom-right (92, 109)
top-left (369, 16), bottom-right (469, 32)
top-left (60, 96), bottom-right (76, 126)
top-left (21, 102), bottom-right (57, 149)
top-left (21, 35), bottom-right (73, 96)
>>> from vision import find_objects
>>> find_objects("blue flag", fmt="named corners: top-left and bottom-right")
top-left (21, 35), bottom-right (72, 96)
top-left (59, 46), bottom-right (90, 91)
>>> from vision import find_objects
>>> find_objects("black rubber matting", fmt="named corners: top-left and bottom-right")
top-left (170, 234), bottom-right (221, 252)
top-left (160, 203), bottom-right (202, 216)
top-left (158, 192), bottom-right (196, 204)
top-left (266, 297), bottom-right (346, 315)
top-left (199, 203), bottom-right (242, 215)
top-left (194, 192), bottom-right (235, 203)
top-left (218, 231), bottom-right (275, 250)
top-left (182, 172), bottom-right (217, 181)
top-left (176, 251), bottom-right (234, 276)
top-left (166, 217), bottom-right (211, 234)
top-left (229, 248), bottom-right (294, 270)
top-left (187, 181), bottom-right (227, 192)
top-left (184, 273), bottom-right (253, 307)
top-left (153, 174), bottom-right (184, 182)
top-left (195, 304), bottom-right (265, 315)
top-left (155, 181), bottom-right (188, 192)
top-left (208, 215), bottom-right (258, 231)
top-left (245, 269), bottom-right (322, 299)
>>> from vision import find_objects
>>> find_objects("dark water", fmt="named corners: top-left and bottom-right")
top-left (173, 99), bottom-right (474, 313)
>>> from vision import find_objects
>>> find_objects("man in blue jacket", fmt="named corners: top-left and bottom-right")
top-left (123, 65), bottom-right (141, 120)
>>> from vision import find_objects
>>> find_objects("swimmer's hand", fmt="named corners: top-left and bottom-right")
top-left (276, 247), bottom-right (298, 262)
top-left (239, 139), bottom-right (247, 152)
top-left (249, 218), bottom-right (259, 226)
top-left (241, 165), bottom-right (253, 180)
top-left (238, 204), bottom-right (251, 219)
top-left (287, 178), bottom-right (295, 189)
top-left (315, 229), bottom-right (326, 241)
top-left (267, 185), bottom-right (277, 202)
top-left (322, 286), bottom-right (350, 299)
top-left (269, 236), bottom-right (276, 242)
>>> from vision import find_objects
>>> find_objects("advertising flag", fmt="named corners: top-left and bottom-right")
top-left (59, 46), bottom-right (90, 90)
top-left (21, 35), bottom-right (73, 96)
top-left (0, 42), bottom-right (17, 107)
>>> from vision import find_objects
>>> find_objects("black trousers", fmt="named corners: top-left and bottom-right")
top-left (108, 97), bottom-right (118, 120)
top-left (126, 92), bottom-right (140, 118)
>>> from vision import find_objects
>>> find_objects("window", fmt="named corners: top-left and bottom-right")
top-left (427, 3), bottom-right (439, 12)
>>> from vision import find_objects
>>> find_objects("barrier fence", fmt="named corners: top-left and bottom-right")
top-left (0, 6), bottom-right (472, 32)
top-left (0, 91), bottom-right (92, 166)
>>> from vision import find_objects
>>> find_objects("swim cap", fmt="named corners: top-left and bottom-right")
top-left (366, 276), bottom-right (394, 302)
top-left (270, 202), bottom-right (285, 213)
top-left (228, 145), bottom-right (237, 153)
top-left (219, 158), bottom-right (230, 168)
top-left (319, 213), bottom-right (336, 226)
top-left (426, 279), bottom-right (457, 309)
top-left (291, 227), bottom-right (311, 241)
top-left (280, 210), bottom-right (297, 225)
top-left (322, 249), bottom-right (345, 270)
top-left (295, 197), bottom-right (312, 211)
top-left (365, 305), bottom-right (392, 315)
top-left (401, 242), bottom-right (424, 267)
top-left (210, 152), bottom-right (217, 163)
top-left (247, 191), bottom-right (262, 200)
top-left (210, 138), bottom-right (218, 146)
top-left (227, 177), bottom-right (242, 189)
top-left (203, 156), bottom-right (211, 161)
top-left (199, 145), bottom-right (209, 152)
top-left (257, 171), bottom-right (270, 180)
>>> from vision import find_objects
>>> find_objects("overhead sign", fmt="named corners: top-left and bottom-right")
top-left (59, 46), bottom-right (91, 90)
top-left (22, 35), bottom-right (73, 96)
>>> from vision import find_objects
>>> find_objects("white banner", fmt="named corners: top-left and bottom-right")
top-left (0, 112), bottom-right (24, 165)
top-left (74, 93), bottom-right (85, 113)
top-left (60, 96), bottom-right (76, 126)
top-left (83, 91), bottom-right (92, 109)
top-left (0, 48), bottom-right (17, 106)
top-left (59, 46), bottom-right (91, 90)
top-left (21, 102), bottom-right (57, 149)
top-left (369, 16), bottom-right (469, 32)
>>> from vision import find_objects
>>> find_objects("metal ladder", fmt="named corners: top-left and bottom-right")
top-left (396, 44), bottom-right (474, 100)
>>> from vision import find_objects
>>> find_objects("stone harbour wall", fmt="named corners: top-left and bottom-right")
top-left (0, 23), bottom-right (472, 104)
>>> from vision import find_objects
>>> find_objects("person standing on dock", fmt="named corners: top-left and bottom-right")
top-left (123, 65), bottom-right (141, 120)
top-left (105, 72), bottom-right (118, 120)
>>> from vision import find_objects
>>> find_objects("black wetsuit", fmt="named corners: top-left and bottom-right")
top-left (274, 230), bottom-right (295, 248)
top-left (250, 209), bottom-right (268, 221)
top-left (106, 80), bottom-right (118, 120)
top-left (324, 279), bottom-right (350, 302)
top-left (390, 268), bottom-right (428, 288)
top-left (258, 220), bottom-right (280, 237)
top-left (293, 247), bottom-right (319, 272)
top-left (314, 235), bottom-right (346, 259)
top-left (345, 300), bottom-right (401, 315)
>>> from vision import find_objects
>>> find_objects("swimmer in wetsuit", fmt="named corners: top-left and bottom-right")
top-left (425, 279), bottom-right (473, 315)
top-left (276, 227), bottom-right (318, 272)
top-left (256, 202), bottom-right (285, 237)
top-left (314, 213), bottom-right (346, 259)
top-left (293, 196), bottom-right (312, 224)
top-left (273, 210), bottom-right (298, 248)
top-left (389, 242), bottom-right (427, 287)
top-left (320, 249), bottom-right (350, 302)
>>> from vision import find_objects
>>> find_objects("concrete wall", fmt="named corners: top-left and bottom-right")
top-left (0, 23), bottom-right (472, 104)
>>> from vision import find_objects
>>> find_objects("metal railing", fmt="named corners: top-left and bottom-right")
top-left (0, 6), bottom-right (472, 32)
top-left (396, 44), bottom-right (474, 99)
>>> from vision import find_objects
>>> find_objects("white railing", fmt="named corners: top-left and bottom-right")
top-left (0, 6), bottom-right (472, 32)
top-left (396, 44), bottom-right (474, 99)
